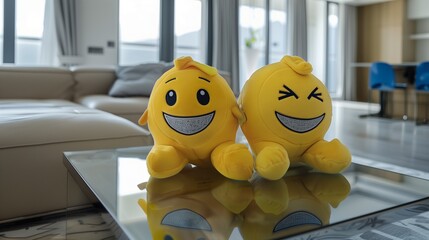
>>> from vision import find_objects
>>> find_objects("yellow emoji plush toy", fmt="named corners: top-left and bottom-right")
top-left (139, 56), bottom-right (254, 180)
top-left (238, 55), bottom-right (351, 180)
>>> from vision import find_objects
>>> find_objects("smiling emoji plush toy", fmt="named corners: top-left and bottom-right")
top-left (139, 56), bottom-right (254, 180)
top-left (238, 55), bottom-right (351, 180)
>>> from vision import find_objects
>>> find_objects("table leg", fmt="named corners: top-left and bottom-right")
top-left (359, 91), bottom-right (388, 118)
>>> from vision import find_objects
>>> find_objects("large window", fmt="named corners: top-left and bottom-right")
top-left (15, 0), bottom-right (45, 65)
top-left (119, 0), bottom-right (160, 65)
top-left (269, 1), bottom-right (287, 64)
top-left (174, 0), bottom-right (203, 62)
top-left (119, 0), bottom-right (205, 65)
top-left (1, 0), bottom-right (45, 65)
top-left (0, 0), bottom-right (3, 63)
top-left (239, 0), bottom-right (266, 88)
top-left (239, 0), bottom-right (287, 89)
top-left (326, 2), bottom-right (340, 97)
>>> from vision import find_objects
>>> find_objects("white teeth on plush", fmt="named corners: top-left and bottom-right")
top-left (275, 112), bottom-right (325, 133)
top-left (163, 111), bottom-right (215, 135)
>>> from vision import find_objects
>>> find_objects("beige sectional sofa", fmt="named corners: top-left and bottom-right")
top-left (0, 65), bottom-right (154, 222)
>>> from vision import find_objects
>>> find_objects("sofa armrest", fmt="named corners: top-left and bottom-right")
top-left (71, 66), bottom-right (117, 100)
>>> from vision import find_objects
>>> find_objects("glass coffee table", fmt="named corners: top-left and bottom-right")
top-left (64, 146), bottom-right (429, 240)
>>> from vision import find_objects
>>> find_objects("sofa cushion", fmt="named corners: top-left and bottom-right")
top-left (0, 66), bottom-right (74, 100)
top-left (0, 99), bottom-right (151, 149)
top-left (77, 95), bottom-right (148, 125)
top-left (108, 62), bottom-right (173, 97)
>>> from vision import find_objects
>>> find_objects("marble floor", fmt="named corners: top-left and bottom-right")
top-left (329, 101), bottom-right (429, 179)
top-left (1, 100), bottom-right (429, 239)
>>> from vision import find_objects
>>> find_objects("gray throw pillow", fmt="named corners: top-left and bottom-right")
top-left (109, 62), bottom-right (173, 97)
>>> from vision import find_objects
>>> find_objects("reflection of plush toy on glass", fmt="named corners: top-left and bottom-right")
top-left (239, 171), bottom-right (351, 239)
top-left (137, 167), bottom-right (350, 240)
top-left (239, 55), bottom-right (352, 180)
top-left (139, 56), bottom-right (253, 180)
top-left (137, 167), bottom-right (253, 240)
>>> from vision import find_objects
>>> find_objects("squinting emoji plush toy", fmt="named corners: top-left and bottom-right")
top-left (139, 56), bottom-right (254, 180)
top-left (238, 55), bottom-right (351, 180)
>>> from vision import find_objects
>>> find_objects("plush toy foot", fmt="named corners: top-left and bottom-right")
top-left (211, 180), bottom-right (253, 214)
top-left (252, 177), bottom-right (289, 215)
top-left (302, 139), bottom-right (351, 173)
top-left (302, 173), bottom-right (351, 208)
top-left (146, 145), bottom-right (188, 178)
top-left (255, 145), bottom-right (290, 180)
top-left (211, 142), bottom-right (254, 180)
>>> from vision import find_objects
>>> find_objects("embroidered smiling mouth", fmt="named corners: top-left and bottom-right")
top-left (273, 211), bottom-right (322, 233)
top-left (275, 111), bottom-right (325, 133)
top-left (162, 209), bottom-right (212, 231)
top-left (163, 111), bottom-right (215, 135)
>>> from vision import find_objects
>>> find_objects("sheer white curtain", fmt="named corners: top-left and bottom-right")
top-left (39, 0), bottom-right (59, 66)
top-left (287, 0), bottom-right (307, 60)
top-left (339, 4), bottom-right (357, 100)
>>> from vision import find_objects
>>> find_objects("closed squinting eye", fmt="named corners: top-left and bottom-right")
top-left (307, 87), bottom-right (323, 102)
top-left (278, 85), bottom-right (299, 100)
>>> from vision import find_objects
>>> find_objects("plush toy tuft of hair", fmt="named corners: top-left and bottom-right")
top-left (280, 55), bottom-right (313, 75)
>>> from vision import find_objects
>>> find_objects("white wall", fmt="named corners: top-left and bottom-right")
top-left (407, 0), bottom-right (429, 62)
top-left (76, 0), bottom-right (119, 65)
top-left (415, 18), bottom-right (429, 62)
top-left (408, 0), bottom-right (429, 20)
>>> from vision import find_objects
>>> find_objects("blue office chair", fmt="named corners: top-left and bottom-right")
top-left (414, 62), bottom-right (429, 125)
top-left (361, 62), bottom-right (408, 119)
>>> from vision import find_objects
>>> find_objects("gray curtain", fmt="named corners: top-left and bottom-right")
top-left (54, 0), bottom-right (78, 56)
top-left (212, 0), bottom-right (240, 95)
top-left (287, 0), bottom-right (307, 60)
top-left (340, 5), bottom-right (357, 101)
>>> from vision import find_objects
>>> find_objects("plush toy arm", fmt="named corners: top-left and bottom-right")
top-left (232, 106), bottom-right (246, 125)
top-left (138, 110), bottom-right (148, 125)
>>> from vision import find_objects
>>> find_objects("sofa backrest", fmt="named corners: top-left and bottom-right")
top-left (71, 66), bottom-right (117, 100)
top-left (0, 66), bottom-right (75, 100)
top-left (0, 65), bottom-right (233, 101)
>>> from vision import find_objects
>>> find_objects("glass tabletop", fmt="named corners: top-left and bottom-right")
top-left (64, 146), bottom-right (429, 240)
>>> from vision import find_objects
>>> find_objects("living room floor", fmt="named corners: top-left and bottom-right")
top-left (1, 100), bottom-right (429, 239)
top-left (328, 101), bottom-right (429, 176)
top-left (0, 206), bottom-right (116, 240)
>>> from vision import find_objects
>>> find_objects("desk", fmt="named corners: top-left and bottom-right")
top-left (352, 62), bottom-right (416, 119)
